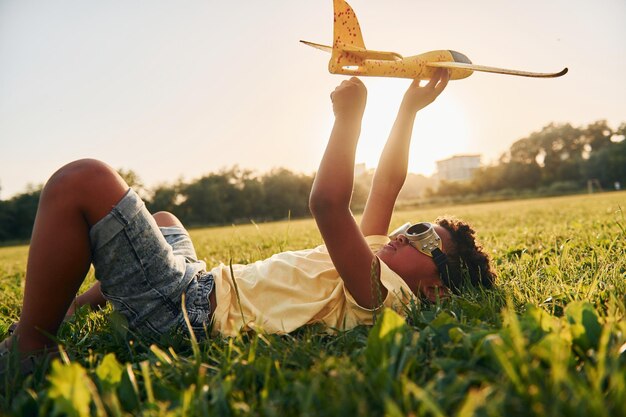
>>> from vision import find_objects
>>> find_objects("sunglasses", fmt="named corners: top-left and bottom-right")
top-left (388, 222), bottom-right (457, 293)
top-left (388, 222), bottom-right (442, 256)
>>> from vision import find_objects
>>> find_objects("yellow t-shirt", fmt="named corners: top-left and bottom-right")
top-left (210, 235), bottom-right (415, 336)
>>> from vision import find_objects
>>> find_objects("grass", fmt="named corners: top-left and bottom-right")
top-left (1, 191), bottom-right (625, 416)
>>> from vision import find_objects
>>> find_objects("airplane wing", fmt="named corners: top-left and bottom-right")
top-left (426, 61), bottom-right (568, 78)
top-left (300, 40), bottom-right (334, 53)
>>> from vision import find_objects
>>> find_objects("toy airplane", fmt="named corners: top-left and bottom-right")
top-left (301, 0), bottom-right (568, 80)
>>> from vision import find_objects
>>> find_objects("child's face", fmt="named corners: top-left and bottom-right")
top-left (376, 224), bottom-right (452, 300)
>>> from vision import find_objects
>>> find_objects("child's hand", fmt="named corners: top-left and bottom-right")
top-left (401, 69), bottom-right (449, 114)
top-left (330, 77), bottom-right (367, 121)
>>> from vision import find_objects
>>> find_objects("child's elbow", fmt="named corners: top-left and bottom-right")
top-left (309, 189), bottom-right (348, 218)
top-left (308, 191), bottom-right (328, 216)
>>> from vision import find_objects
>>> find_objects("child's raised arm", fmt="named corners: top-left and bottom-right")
top-left (360, 70), bottom-right (449, 236)
top-left (309, 77), bottom-right (384, 308)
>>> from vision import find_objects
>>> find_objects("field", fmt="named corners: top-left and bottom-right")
top-left (1, 192), bottom-right (625, 416)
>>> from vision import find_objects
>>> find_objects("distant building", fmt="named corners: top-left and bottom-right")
top-left (436, 154), bottom-right (481, 182)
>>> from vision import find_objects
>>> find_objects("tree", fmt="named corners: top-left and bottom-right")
top-left (583, 139), bottom-right (626, 187)
top-left (117, 168), bottom-right (148, 199)
top-left (260, 169), bottom-right (313, 220)
top-left (0, 200), bottom-right (12, 241)
top-left (0, 187), bottom-right (41, 242)
top-left (582, 120), bottom-right (613, 153)
top-left (180, 172), bottom-right (238, 225)
top-left (148, 183), bottom-right (183, 215)
top-left (506, 136), bottom-right (541, 165)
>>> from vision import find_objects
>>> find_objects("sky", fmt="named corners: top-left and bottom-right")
top-left (1, 0), bottom-right (625, 199)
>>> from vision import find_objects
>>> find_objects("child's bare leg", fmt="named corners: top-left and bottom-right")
top-left (12, 159), bottom-right (129, 354)
top-left (152, 211), bottom-right (185, 228)
top-left (65, 282), bottom-right (106, 317)
top-left (66, 212), bottom-right (184, 316)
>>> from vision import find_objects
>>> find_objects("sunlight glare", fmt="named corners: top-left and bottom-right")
top-left (357, 78), bottom-right (471, 176)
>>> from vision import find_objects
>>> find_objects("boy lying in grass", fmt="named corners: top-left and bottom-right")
top-left (1, 70), bottom-right (493, 374)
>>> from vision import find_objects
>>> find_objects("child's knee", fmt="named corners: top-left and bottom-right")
top-left (46, 159), bottom-right (125, 195)
top-left (152, 211), bottom-right (184, 228)
top-left (42, 160), bottom-right (129, 225)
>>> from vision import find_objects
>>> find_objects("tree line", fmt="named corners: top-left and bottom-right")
top-left (1, 119), bottom-right (624, 243)
top-left (429, 120), bottom-right (626, 199)
top-left (0, 167), bottom-right (317, 243)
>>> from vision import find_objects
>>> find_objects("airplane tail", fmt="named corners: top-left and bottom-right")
top-left (333, 0), bottom-right (365, 49)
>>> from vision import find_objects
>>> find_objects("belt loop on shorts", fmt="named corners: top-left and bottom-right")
top-left (110, 206), bottom-right (130, 226)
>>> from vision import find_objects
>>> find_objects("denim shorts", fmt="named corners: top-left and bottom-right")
top-left (88, 188), bottom-right (214, 340)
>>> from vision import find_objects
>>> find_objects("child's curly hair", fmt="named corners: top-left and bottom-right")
top-left (435, 216), bottom-right (496, 291)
